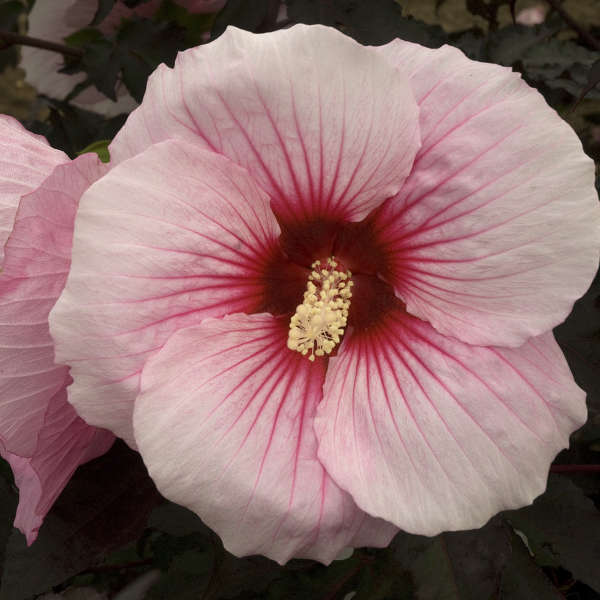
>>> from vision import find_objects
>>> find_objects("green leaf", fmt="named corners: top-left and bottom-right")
top-left (64, 27), bottom-right (105, 47)
top-left (0, 442), bottom-right (161, 600)
top-left (91, 0), bottom-right (116, 26)
top-left (147, 548), bottom-right (213, 600)
top-left (450, 31), bottom-right (487, 61)
top-left (61, 31), bottom-right (121, 101)
top-left (487, 24), bottom-right (556, 67)
top-left (487, 25), bottom-right (600, 99)
top-left (504, 475), bottom-right (600, 593)
top-left (0, 0), bottom-right (26, 69)
top-left (352, 552), bottom-right (413, 600)
top-left (0, 0), bottom-right (23, 29)
top-left (465, 0), bottom-right (511, 30)
top-left (390, 519), bottom-right (512, 600)
top-left (555, 273), bottom-right (600, 431)
top-left (155, 0), bottom-right (217, 45)
top-left (572, 58), bottom-right (600, 106)
top-left (29, 99), bottom-right (127, 158)
top-left (499, 531), bottom-right (564, 599)
top-left (115, 18), bottom-right (186, 102)
top-left (286, 0), bottom-right (447, 46)
top-left (265, 555), bottom-right (362, 600)
top-left (123, 0), bottom-right (153, 6)
top-left (62, 15), bottom-right (186, 104)
top-left (211, 0), bottom-right (271, 39)
top-left (147, 502), bottom-right (209, 538)
top-left (77, 139), bottom-right (111, 162)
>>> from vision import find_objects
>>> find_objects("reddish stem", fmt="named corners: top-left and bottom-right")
top-left (0, 31), bottom-right (83, 57)
top-left (550, 464), bottom-right (600, 473)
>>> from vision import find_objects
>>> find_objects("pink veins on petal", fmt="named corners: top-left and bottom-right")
top-left (49, 25), bottom-right (600, 564)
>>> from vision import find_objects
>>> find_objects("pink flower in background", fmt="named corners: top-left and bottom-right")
top-left (21, 0), bottom-right (227, 116)
top-left (49, 25), bottom-right (599, 563)
top-left (0, 116), bottom-right (113, 544)
top-left (515, 4), bottom-right (548, 26)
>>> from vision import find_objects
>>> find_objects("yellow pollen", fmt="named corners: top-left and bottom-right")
top-left (287, 257), bottom-right (353, 362)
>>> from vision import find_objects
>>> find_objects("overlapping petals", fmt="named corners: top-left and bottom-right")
top-left (47, 25), bottom-right (599, 563)
top-left (0, 150), bottom-right (113, 542)
top-left (135, 313), bottom-right (397, 564)
top-left (0, 117), bottom-right (67, 266)
top-left (1, 389), bottom-right (112, 544)
top-left (50, 140), bottom-right (283, 446)
top-left (374, 41), bottom-right (600, 347)
top-left (109, 25), bottom-right (421, 224)
top-left (314, 306), bottom-right (586, 536)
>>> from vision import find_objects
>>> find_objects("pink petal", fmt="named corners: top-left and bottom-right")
top-left (109, 25), bottom-right (420, 224)
top-left (0, 152), bottom-right (107, 457)
top-left (0, 116), bottom-right (67, 266)
top-left (515, 5), bottom-right (548, 25)
top-left (0, 150), bottom-right (113, 544)
top-left (134, 313), bottom-right (396, 564)
top-left (373, 41), bottom-right (600, 347)
top-left (1, 387), bottom-right (113, 545)
top-left (50, 140), bottom-right (283, 447)
top-left (314, 306), bottom-right (586, 536)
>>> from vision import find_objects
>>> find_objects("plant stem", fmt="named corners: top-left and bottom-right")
top-left (0, 31), bottom-right (83, 58)
top-left (550, 464), bottom-right (600, 473)
top-left (544, 0), bottom-right (600, 52)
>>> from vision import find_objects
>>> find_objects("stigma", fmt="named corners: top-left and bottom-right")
top-left (287, 257), bottom-right (353, 361)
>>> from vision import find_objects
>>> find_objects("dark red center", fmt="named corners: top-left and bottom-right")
top-left (259, 208), bottom-right (401, 332)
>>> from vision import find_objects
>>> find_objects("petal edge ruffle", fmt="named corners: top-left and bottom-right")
top-left (110, 24), bottom-right (421, 224)
top-left (375, 41), bottom-right (600, 347)
top-left (50, 140), bottom-right (282, 446)
top-left (135, 314), bottom-right (396, 564)
top-left (315, 307), bottom-right (586, 536)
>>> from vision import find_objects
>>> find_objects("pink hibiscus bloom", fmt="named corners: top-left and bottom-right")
top-left (49, 25), bottom-right (600, 563)
top-left (22, 0), bottom-right (227, 116)
top-left (0, 116), bottom-right (114, 544)
top-left (515, 4), bottom-right (548, 26)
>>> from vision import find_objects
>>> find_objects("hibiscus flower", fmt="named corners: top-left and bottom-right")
top-left (21, 0), bottom-right (227, 116)
top-left (49, 25), bottom-right (600, 563)
top-left (0, 116), bottom-right (113, 544)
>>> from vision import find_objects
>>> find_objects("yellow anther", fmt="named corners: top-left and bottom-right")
top-left (287, 257), bottom-right (353, 362)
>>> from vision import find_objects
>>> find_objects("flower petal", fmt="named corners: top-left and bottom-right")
top-left (109, 24), bottom-right (420, 224)
top-left (50, 140), bottom-right (282, 446)
top-left (374, 41), bottom-right (600, 347)
top-left (1, 387), bottom-right (113, 545)
top-left (0, 116), bottom-right (67, 266)
top-left (314, 306), bottom-right (586, 536)
top-left (0, 153), bottom-right (107, 457)
top-left (135, 313), bottom-right (395, 564)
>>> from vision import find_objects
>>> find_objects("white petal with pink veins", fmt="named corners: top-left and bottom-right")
top-left (374, 41), bottom-right (600, 347)
top-left (0, 116), bottom-right (67, 266)
top-left (314, 308), bottom-right (586, 536)
top-left (50, 140), bottom-right (281, 446)
top-left (0, 153), bottom-right (107, 457)
top-left (135, 313), bottom-right (396, 564)
top-left (110, 24), bottom-right (420, 224)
